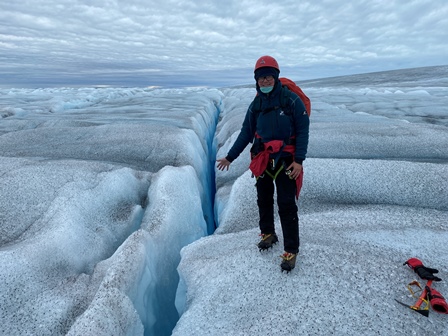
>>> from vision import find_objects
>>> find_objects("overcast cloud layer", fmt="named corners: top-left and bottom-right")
top-left (1, 0), bottom-right (447, 88)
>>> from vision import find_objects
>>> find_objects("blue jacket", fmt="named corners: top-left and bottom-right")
top-left (226, 79), bottom-right (310, 164)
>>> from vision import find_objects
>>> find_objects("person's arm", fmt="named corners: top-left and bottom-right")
top-left (291, 95), bottom-right (309, 164)
top-left (216, 104), bottom-right (256, 170)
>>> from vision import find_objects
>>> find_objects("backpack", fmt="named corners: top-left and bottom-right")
top-left (253, 77), bottom-right (311, 116)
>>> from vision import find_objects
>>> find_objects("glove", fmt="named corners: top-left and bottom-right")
top-left (404, 258), bottom-right (442, 281)
top-left (426, 286), bottom-right (448, 314)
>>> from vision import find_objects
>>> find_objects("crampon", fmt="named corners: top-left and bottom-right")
top-left (257, 233), bottom-right (278, 251)
top-left (280, 252), bottom-right (297, 273)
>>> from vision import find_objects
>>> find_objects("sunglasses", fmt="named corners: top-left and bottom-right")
top-left (257, 75), bottom-right (275, 83)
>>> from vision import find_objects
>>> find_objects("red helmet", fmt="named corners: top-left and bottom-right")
top-left (254, 55), bottom-right (280, 72)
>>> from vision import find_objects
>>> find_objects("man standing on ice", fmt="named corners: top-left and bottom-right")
top-left (216, 55), bottom-right (310, 272)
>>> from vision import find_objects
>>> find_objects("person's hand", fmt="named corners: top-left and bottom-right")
top-left (216, 157), bottom-right (231, 171)
top-left (286, 162), bottom-right (302, 180)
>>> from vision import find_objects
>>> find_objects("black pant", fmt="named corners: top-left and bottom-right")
top-left (256, 162), bottom-right (299, 254)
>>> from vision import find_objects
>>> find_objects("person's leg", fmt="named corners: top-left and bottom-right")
top-left (275, 171), bottom-right (299, 254)
top-left (256, 174), bottom-right (275, 234)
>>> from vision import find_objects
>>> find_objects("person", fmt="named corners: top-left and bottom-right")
top-left (216, 55), bottom-right (310, 272)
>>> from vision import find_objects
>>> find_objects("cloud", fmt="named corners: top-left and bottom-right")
top-left (0, 0), bottom-right (447, 87)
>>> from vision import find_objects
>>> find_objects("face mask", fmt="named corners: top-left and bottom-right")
top-left (260, 86), bottom-right (273, 94)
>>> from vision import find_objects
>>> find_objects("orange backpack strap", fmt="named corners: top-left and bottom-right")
top-left (279, 77), bottom-right (311, 116)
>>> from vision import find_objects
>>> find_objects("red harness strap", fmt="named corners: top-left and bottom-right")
top-left (249, 139), bottom-right (303, 199)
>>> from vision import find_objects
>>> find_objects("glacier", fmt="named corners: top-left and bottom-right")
top-left (1, 66), bottom-right (448, 335)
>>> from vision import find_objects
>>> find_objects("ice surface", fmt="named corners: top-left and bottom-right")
top-left (1, 67), bottom-right (448, 335)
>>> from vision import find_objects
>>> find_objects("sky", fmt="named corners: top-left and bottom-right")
top-left (1, 0), bottom-right (448, 87)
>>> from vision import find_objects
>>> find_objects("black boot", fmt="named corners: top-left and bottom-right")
top-left (257, 233), bottom-right (278, 251)
top-left (280, 252), bottom-right (298, 273)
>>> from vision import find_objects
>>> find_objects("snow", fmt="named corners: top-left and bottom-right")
top-left (1, 66), bottom-right (448, 335)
